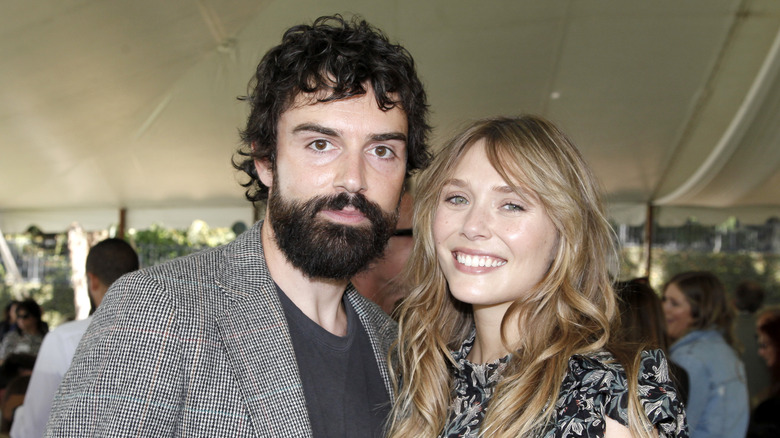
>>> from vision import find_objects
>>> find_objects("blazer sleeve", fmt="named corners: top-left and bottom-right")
top-left (45, 271), bottom-right (185, 437)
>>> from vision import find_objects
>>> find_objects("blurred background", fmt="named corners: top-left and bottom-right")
top-left (2, 0), bottom-right (780, 325)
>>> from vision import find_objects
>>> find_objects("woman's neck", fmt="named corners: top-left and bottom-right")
top-left (469, 303), bottom-right (521, 363)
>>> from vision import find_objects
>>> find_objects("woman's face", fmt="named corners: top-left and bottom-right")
top-left (757, 330), bottom-right (776, 368)
top-left (432, 141), bottom-right (558, 316)
top-left (662, 283), bottom-right (694, 340)
top-left (15, 308), bottom-right (35, 334)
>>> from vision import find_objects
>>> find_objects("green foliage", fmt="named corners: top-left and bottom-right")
top-left (2, 221), bottom-right (237, 329)
top-left (618, 246), bottom-right (643, 280)
top-left (655, 250), bottom-right (759, 290)
top-left (618, 247), bottom-right (780, 305)
top-left (127, 221), bottom-right (236, 268)
top-left (0, 252), bottom-right (74, 328)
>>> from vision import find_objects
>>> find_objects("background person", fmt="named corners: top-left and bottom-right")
top-left (0, 354), bottom-right (35, 434)
top-left (662, 271), bottom-right (748, 438)
top-left (615, 277), bottom-right (689, 403)
top-left (10, 238), bottom-right (139, 438)
top-left (0, 302), bottom-right (20, 342)
top-left (747, 310), bottom-right (780, 437)
top-left (733, 280), bottom-right (769, 407)
top-left (0, 301), bottom-right (46, 364)
top-left (387, 116), bottom-right (686, 438)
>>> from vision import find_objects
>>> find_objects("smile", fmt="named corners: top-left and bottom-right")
top-left (454, 252), bottom-right (507, 268)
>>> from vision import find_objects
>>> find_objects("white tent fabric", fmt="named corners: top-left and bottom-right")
top-left (2, 0), bottom-right (780, 232)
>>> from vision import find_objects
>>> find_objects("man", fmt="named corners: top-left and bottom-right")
top-left (46, 15), bottom-right (430, 438)
top-left (734, 280), bottom-right (769, 406)
top-left (11, 238), bottom-right (139, 438)
top-left (352, 191), bottom-right (414, 315)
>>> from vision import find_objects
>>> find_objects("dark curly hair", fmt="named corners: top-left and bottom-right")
top-left (233, 14), bottom-right (431, 202)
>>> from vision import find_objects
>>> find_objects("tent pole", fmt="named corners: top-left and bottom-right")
top-left (644, 203), bottom-right (655, 278)
top-left (118, 208), bottom-right (127, 239)
top-left (0, 227), bottom-right (22, 286)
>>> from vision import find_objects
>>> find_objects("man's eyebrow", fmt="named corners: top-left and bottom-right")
top-left (371, 132), bottom-right (407, 143)
top-left (292, 123), bottom-right (340, 137)
top-left (292, 123), bottom-right (407, 143)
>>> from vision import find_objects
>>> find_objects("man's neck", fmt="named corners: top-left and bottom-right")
top-left (261, 222), bottom-right (349, 336)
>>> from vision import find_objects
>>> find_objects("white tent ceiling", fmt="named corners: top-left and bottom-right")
top-left (2, 0), bottom-right (780, 232)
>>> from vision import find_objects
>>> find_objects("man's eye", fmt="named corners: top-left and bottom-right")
top-left (370, 145), bottom-right (395, 158)
top-left (309, 139), bottom-right (332, 151)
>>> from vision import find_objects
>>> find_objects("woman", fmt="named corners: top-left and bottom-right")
top-left (0, 301), bottom-right (20, 341)
top-left (387, 116), bottom-right (686, 438)
top-left (662, 271), bottom-right (748, 437)
top-left (615, 278), bottom-right (689, 404)
top-left (0, 299), bottom-right (47, 363)
top-left (747, 309), bottom-right (780, 437)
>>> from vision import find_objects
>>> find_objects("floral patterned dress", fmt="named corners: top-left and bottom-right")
top-left (439, 334), bottom-right (688, 437)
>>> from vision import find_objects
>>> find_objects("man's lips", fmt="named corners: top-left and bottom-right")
top-left (319, 207), bottom-right (368, 224)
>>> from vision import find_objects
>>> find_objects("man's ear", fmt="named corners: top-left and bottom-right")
top-left (86, 272), bottom-right (98, 292)
top-left (250, 142), bottom-right (274, 189)
top-left (86, 272), bottom-right (108, 307)
top-left (255, 157), bottom-right (273, 188)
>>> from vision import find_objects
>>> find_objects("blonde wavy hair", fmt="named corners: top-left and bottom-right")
top-left (387, 116), bottom-right (655, 437)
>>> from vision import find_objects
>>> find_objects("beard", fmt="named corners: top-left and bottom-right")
top-left (267, 186), bottom-right (400, 280)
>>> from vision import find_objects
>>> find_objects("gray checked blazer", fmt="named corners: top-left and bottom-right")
top-left (45, 221), bottom-right (398, 437)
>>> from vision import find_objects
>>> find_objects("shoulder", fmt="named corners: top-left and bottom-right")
top-left (108, 226), bottom-right (264, 309)
top-left (2, 331), bottom-right (21, 342)
top-left (671, 330), bottom-right (738, 371)
top-left (557, 350), bottom-right (686, 437)
top-left (346, 290), bottom-right (396, 335)
top-left (43, 318), bottom-right (91, 346)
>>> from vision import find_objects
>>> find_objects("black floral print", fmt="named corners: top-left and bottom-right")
top-left (439, 334), bottom-right (688, 437)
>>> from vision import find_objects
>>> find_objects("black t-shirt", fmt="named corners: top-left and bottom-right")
top-left (277, 285), bottom-right (390, 438)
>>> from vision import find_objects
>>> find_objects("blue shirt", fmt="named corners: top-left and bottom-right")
top-left (670, 329), bottom-right (748, 438)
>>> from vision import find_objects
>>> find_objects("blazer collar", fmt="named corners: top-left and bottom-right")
top-left (213, 221), bottom-right (398, 435)
top-left (215, 221), bottom-right (312, 437)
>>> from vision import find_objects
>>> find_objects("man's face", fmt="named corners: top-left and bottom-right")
top-left (256, 88), bottom-right (408, 279)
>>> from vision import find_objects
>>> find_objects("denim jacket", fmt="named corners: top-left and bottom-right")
top-left (670, 329), bottom-right (748, 438)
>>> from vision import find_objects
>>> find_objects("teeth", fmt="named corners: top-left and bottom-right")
top-left (455, 253), bottom-right (506, 268)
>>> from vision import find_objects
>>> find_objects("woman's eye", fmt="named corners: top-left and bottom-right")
top-left (444, 195), bottom-right (468, 205)
top-left (502, 203), bottom-right (525, 212)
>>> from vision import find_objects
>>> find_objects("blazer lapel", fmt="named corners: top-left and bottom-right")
top-left (346, 288), bottom-right (398, 400)
top-left (215, 222), bottom-right (312, 438)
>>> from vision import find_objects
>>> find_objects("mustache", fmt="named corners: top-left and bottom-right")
top-left (308, 192), bottom-right (378, 218)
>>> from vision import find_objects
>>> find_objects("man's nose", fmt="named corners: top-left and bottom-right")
top-left (334, 150), bottom-right (367, 194)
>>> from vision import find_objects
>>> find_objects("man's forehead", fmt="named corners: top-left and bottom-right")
top-left (287, 87), bottom-right (401, 112)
